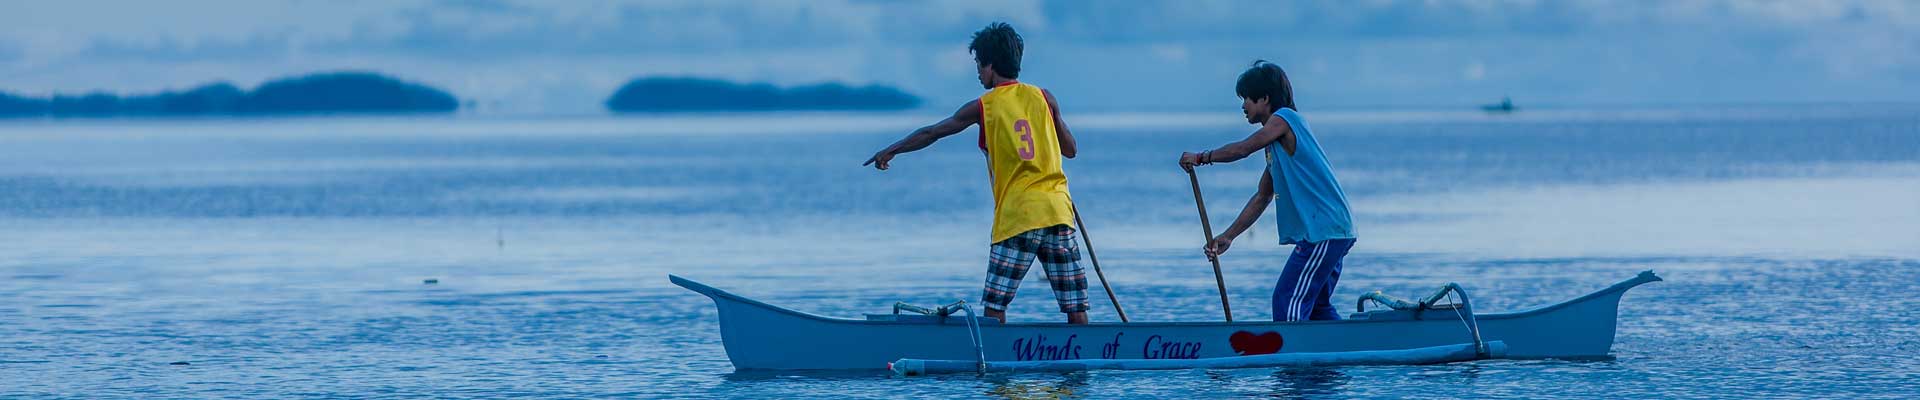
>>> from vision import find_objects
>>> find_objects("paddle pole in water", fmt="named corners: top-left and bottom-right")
top-left (1186, 169), bottom-right (1234, 322)
top-left (1071, 204), bottom-right (1129, 323)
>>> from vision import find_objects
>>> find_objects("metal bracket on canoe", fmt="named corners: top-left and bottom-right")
top-left (893, 301), bottom-right (937, 316)
top-left (1357, 283), bottom-right (1489, 358)
top-left (1356, 291), bottom-right (1419, 313)
top-left (892, 300), bottom-right (987, 374)
top-left (1355, 284), bottom-right (1473, 316)
top-left (893, 301), bottom-right (970, 319)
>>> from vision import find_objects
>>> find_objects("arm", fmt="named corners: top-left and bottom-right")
top-left (1179, 115), bottom-right (1295, 170)
top-left (864, 100), bottom-right (982, 170)
top-left (1043, 89), bottom-right (1076, 158)
top-left (1206, 169), bottom-right (1275, 258)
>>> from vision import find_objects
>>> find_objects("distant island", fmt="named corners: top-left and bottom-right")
top-left (0, 72), bottom-right (459, 118)
top-left (1481, 96), bottom-right (1517, 113)
top-left (606, 77), bottom-right (919, 112)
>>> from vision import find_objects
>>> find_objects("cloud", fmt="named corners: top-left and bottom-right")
top-left (77, 33), bottom-right (298, 63)
top-left (1034, 0), bottom-right (1589, 42)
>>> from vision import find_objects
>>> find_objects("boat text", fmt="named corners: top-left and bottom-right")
top-left (1142, 335), bottom-right (1203, 359)
top-left (1012, 334), bottom-right (1082, 361)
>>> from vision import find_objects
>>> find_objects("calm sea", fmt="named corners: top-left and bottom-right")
top-left (1, 105), bottom-right (1916, 398)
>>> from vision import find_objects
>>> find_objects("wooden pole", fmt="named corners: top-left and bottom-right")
top-left (1071, 204), bottom-right (1128, 323)
top-left (1187, 169), bottom-right (1233, 322)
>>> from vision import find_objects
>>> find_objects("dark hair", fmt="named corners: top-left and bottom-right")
top-left (969, 22), bottom-right (1023, 79)
top-left (1235, 60), bottom-right (1295, 110)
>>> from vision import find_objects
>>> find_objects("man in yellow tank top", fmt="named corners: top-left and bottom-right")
top-left (863, 22), bottom-right (1089, 324)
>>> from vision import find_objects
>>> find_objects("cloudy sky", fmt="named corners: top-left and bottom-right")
top-left (2, 0), bottom-right (1916, 114)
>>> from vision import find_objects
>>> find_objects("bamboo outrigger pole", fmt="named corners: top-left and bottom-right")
top-left (1071, 203), bottom-right (1129, 323)
top-left (1186, 169), bottom-right (1234, 321)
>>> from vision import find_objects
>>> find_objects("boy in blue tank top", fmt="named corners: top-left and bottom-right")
top-left (1180, 60), bottom-right (1357, 321)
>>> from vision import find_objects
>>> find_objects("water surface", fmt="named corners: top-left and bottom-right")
top-left (2, 105), bottom-right (1917, 398)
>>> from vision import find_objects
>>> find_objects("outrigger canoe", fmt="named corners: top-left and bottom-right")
top-left (671, 271), bottom-right (1659, 371)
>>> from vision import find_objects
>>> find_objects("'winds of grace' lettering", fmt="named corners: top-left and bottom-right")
top-left (1010, 333), bottom-right (1206, 360)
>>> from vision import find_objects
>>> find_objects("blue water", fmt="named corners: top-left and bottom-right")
top-left (2, 105), bottom-right (1917, 398)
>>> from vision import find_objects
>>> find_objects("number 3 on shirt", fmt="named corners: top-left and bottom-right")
top-left (1014, 119), bottom-right (1036, 160)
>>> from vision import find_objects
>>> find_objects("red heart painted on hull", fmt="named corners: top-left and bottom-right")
top-left (1229, 331), bottom-right (1284, 355)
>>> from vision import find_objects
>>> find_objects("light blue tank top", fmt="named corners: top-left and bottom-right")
top-left (1264, 108), bottom-right (1355, 245)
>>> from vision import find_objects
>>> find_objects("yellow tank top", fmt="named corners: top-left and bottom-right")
top-left (978, 81), bottom-right (1075, 243)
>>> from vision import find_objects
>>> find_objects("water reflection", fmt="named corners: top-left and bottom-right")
top-left (1265, 368), bottom-right (1350, 397)
top-left (719, 369), bottom-right (891, 382)
top-left (984, 372), bottom-right (1091, 399)
top-left (1404, 363), bottom-right (1484, 385)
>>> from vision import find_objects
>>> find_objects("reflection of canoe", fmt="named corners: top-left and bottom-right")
top-left (671, 271), bottom-right (1660, 371)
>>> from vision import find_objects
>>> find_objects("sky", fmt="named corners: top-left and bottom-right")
top-left (1, 0), bottom-right (1916, 114)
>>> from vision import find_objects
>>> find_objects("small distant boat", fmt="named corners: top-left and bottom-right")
top-left (671, 271), bottom-right (1661, 371)
top-left (1482, 96), bottom-right (1517, 113)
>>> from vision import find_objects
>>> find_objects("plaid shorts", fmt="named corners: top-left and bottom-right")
top-left (983, 224), bottom-right (1090, 313)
